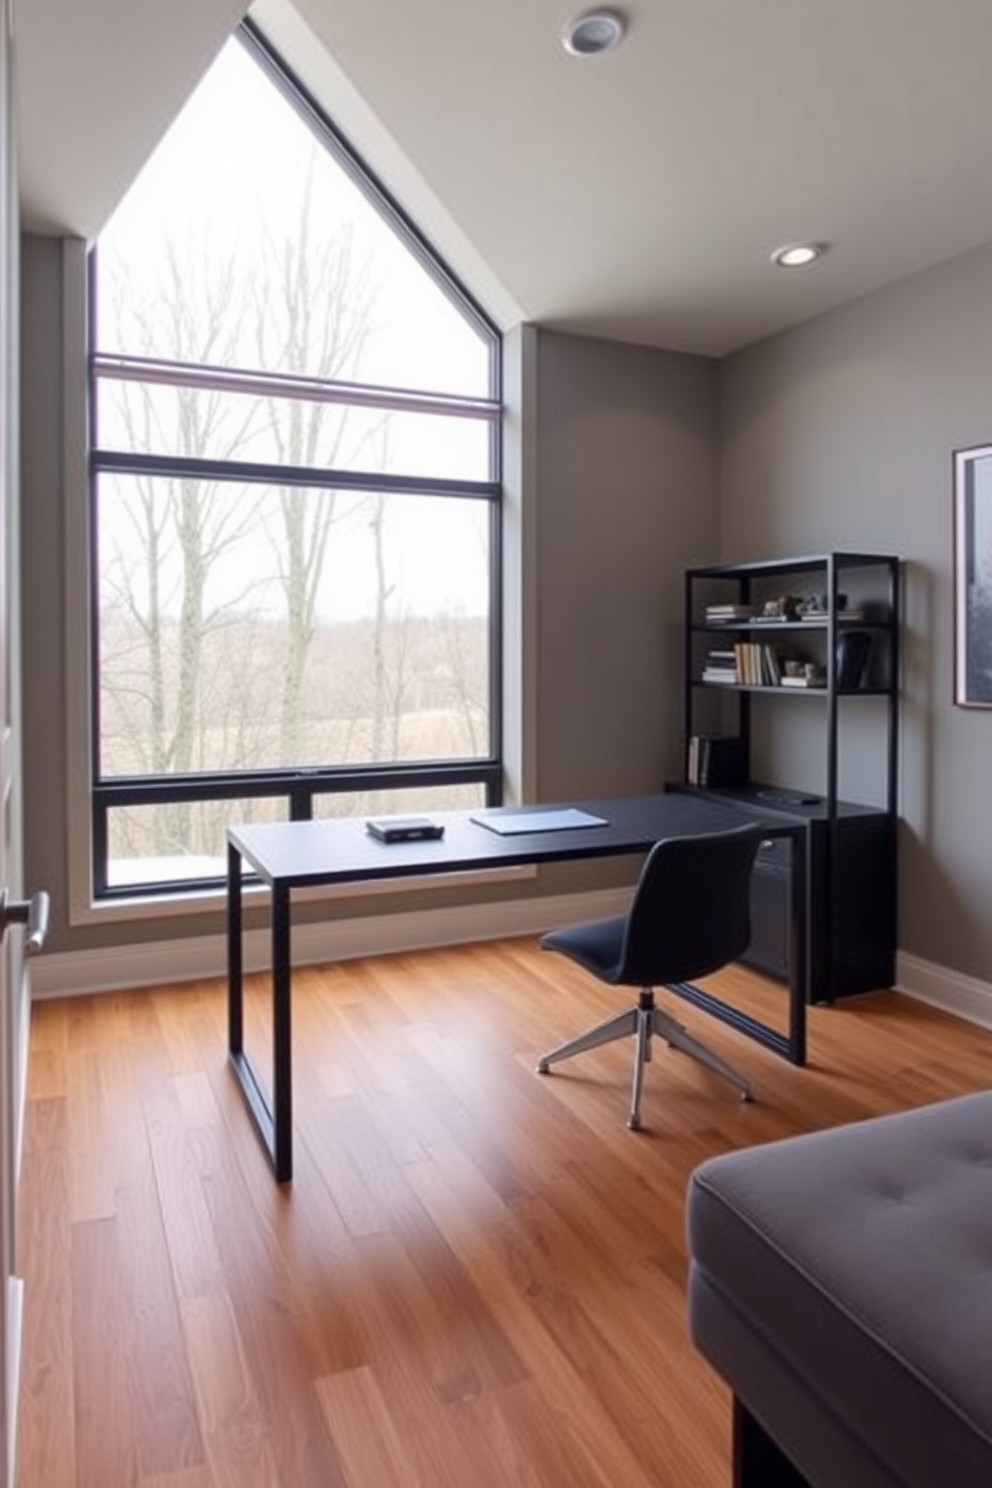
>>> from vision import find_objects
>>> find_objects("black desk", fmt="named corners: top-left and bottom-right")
top-left (227, 792), bottom-right (807, 1181)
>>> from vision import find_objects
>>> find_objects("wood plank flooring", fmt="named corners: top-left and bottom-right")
top-left (15, 938), bottom-right (992, 1488)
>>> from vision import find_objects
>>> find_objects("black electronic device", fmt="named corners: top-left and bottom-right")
top-left (757, 790), bottom-right (821, 807)
top-left (365, 817), bottom-right (445, 844)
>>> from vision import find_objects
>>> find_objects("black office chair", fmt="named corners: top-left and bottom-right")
top-left (536, 823), bottom-right (762, 1129)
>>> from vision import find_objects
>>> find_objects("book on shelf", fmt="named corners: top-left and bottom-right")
top-left (780, 675), bottom-right (825, 688)
top-left (687, 734), bottom-right (746, 787)
top-left (701, 645), bottom-right (738, 682)
top-left (687, 733), bottom-right (700, 783)
top-left (705, 603), bottom-right (756, 623)
top-left (728, 640), bottom-right (783, 685)
top-left (761, 644), bottom-right (782, 685)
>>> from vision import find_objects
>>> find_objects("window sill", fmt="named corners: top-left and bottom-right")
top-left (69, 860), bottom-right (539, 928)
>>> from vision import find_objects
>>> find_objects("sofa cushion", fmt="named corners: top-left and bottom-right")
top-left (687, 1092), bottom-right (992, 1488)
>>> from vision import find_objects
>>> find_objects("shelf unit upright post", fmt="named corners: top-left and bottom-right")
top-left (678, 552), bottom-right (901, 1004)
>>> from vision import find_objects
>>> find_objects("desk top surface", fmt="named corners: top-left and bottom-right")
top-left (227, 791), bottom-right (776, 888)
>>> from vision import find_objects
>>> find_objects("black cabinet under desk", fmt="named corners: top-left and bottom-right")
top-left (667, 781), bottom-right (896, 1004)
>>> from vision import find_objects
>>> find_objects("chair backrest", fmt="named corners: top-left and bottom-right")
top-left (618, 823), bottom-right (763, 988)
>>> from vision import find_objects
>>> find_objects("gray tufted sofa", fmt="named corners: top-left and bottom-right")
top-left (686, 1092), bottom-right (992, 1487)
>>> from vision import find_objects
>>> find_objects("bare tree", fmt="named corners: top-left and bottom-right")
top-left (100, 147), bottom-right (386, 795)
top-left (97, 127), bottom-right (490, 869)
top-left (100, 240), bottom-right (268, 849)
top-left (369, 491), bottom-right (395, 759)
top-left (253, 144), bottom-right (386, 763)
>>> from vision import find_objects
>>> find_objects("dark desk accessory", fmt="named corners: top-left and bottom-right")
top-left (471, 808), bottom-right (608, 835)
top-left (365, 817), bottom-right (445, 843)
top-left (836, 629), bottom-right (872, 689)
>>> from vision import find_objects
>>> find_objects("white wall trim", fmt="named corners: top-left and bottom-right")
top-left (62, 236), bottom-right (96, 929)
top-left (65, 862), bottom-right (537, 928)
top-left (7, 1276), bottom-right (23, 1485)
top-left (895, 950), bottom-right (992, 1032)
top-left (28, 887), bottom-right (631, 1000)
top-left (31, 910), bottom-right (992, 1037)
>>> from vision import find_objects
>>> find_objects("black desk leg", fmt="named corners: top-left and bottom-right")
top-left (788, 826), bottom-right (808, 1066)
top-left (271, 882), bottom-right (293, 1183)
top-left (227, 841), bottom-right (243, 1055)
top-left (226, 849), bottom-right (294, 1183)
top-left (666, 825), bottom-right (807, 1065)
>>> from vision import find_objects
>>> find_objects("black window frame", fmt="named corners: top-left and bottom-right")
top-left (86, 18), bottom-right (504, 901)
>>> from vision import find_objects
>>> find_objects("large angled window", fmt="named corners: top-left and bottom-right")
top-left (88, 21), bottom-right (502, 896)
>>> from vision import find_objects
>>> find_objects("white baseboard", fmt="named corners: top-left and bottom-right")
top-left (29, 905), bottom-right (992, 1037)
top-left (895, 951), bottom-right (992, 1032)
top-left (27, 887), bottom-right (632, 1000)
top-left (7, 1274), bottom-right (22, 1487)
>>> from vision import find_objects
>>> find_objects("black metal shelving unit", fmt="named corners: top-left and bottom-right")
top-left (674, 552), bottom-right (900, 1003)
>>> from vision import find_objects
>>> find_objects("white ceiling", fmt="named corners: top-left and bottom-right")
top-left (16, 0), bottom-right (992, 356)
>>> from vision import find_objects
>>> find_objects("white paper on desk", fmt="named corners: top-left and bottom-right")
top-left (470, 808), bottom-right (608, 835)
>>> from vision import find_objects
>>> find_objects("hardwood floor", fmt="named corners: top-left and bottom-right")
top-left (15, 938), bottom-right (992, 1488)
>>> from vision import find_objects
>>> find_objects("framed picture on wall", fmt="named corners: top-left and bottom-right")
top-left (954, 443), bottom-right (992, 707)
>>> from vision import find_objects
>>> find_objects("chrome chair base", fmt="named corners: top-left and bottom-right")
top-left (536, 987), bottom-right (754, 1130)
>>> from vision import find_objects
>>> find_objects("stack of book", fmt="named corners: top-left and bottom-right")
top-left (799, 604), bottom-right (866, 622)
top-left (704, 602), bottom-right (756, 624)
top-left (701, 647), bottom-right (738, 682)
top-left (687, 734), bottom-right (746, 787)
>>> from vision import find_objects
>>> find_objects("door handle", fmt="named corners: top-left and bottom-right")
top-left (0, 889), bottom-right (50, 954)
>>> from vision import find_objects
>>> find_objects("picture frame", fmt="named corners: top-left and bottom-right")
top-left (954, 443), bottom-right (992, 707)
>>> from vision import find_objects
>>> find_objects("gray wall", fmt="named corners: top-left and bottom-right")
top-left (19, 242), bottom-right (719, 954)
top-left (533, 329), bottom-right (719, 803)
top-left (719, 238), bottom-right (992, 979)
top-left (30, 225), bottom-right (992, 982)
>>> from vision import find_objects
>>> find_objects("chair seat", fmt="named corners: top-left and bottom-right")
top-left (540, 915), bottom-right (626, 982)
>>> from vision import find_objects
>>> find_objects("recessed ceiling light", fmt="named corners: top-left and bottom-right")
top-left (771, 242), bottom-right (827, 269)
top-left (562, 9), bottom-right (627, 57)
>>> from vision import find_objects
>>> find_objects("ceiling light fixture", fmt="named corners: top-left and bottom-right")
top-left (561, 9), bottom-right (627, 57)
top-left (771, 242), bottom-right (826, 269)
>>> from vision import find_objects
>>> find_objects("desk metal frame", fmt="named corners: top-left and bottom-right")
top-left (227, 793), bottom-right (808, 1181)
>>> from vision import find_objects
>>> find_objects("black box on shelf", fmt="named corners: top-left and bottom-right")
top-left (836, 629), bottom-right (872, 689)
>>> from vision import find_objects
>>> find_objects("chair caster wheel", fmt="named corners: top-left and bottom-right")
top-left (536, 1060), bottom-right (550, 1074)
